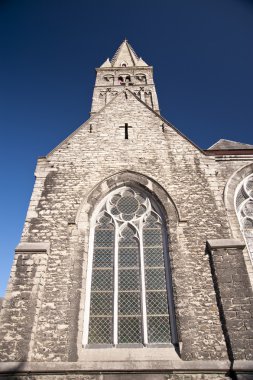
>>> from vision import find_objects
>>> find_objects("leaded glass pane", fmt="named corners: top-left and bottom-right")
top-left (145, 268), bottom-right (166, 290)
top-left (88, 215), bottom-right (114, 345)
top-left (98, 215), bottom-right (112, 226)
top-left (93, 249), bottom-right (113, 268)
top-left (146, 291), bottom-right (168, 314)
top-left (144, 247), bottom-right (164, 267)
top-left (119, 247), bottom-right (139, 267)
top-left (88, 317), bottom-right (112, 344)
top-left (143, 229), bottom-right (163, 246)
top-left (118, 317), bottom-right (142, 344)
top-left (119, 269), bottom-right (139, 290)
top-left (122, 213), bottom-right (134, 221)
top-left (91, 269), bottom-right (113, 290)
top-left (143, 219), bottom-right (171, 344)
top-left (119, 292), bottom-right (141, 315)
top-left (147, 316), bottom-right (171, 343)
top-left (111, 194), bottom-right (120, 204)
top-left (117, 196), bottom-right (139, 214)
top-left (95, 229), bottom-right (114, 247)
top-left (90, 292), bottom-right (113, 315)
top-left (118, 224), bottom-right (142, 343)
top-left (111, 207), bottom-right (120, 215)
top-left (145, 214), bottom-right (160, 227)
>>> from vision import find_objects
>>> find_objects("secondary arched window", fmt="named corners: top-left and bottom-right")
top-left (83, 186), bottom-right (176, 347)
top-left (235, 173), bottom-right (253, 263)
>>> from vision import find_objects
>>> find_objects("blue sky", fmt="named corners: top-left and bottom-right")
top-left (0, 0), bottom-right (253, 296)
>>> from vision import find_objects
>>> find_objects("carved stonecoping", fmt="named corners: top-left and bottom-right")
top-left (15, 242), bottom-right (50, 254)
top-left (0, 360), bottom-right (232, 374)
top-left (206, 239), bottom-right (245, 251)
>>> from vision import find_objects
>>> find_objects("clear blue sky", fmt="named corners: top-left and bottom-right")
top-left (0, 0), bottom-right (253, 297)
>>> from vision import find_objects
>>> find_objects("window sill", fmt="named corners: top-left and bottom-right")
top-left (79, 345), bottom-right (180, 366)
top-left (85, 343), bottom-right (174, 349)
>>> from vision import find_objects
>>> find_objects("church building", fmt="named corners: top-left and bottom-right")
top-left (0, 40), bottom-right (253, 379)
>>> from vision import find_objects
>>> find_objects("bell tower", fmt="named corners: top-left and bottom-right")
top-left (90, 39), bottom-right (160, 115)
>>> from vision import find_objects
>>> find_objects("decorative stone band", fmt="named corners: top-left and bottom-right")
top-left (0, 359), bottom-right (232, 374)
top-left (15, 242), bottom-right (50, 254)
top-left (206, 238), bottom-right (245, 250)
top-left (1, 360), bottom-right (253, 377)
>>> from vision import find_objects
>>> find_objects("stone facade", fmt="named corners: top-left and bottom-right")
top-left (0, 41), bottom-right (253, 379)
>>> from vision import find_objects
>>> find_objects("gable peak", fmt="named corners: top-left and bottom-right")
top-left (108, 40), bottom-right (148, 68)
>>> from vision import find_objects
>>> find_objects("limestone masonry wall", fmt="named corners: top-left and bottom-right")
top-left (0, 90), bottom-right (253, 379)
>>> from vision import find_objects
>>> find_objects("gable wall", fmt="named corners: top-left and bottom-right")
top-left (0, 91), bottom-right (253, 368)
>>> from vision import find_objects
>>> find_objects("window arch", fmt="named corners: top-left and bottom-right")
top-left (83, 186), bottom-right (177, 347)
top-left (235, 173), bottom-right (253, 263)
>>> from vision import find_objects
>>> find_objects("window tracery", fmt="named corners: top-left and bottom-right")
top-left (235, 173), bottom-right (253, 262)
top-left (83, 187), bottom-right (173, 347)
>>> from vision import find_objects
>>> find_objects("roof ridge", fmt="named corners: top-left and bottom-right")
top-left (111, 40), bottom-right (139, 66)
top-left (208, 138), bottom-right (253, 150)
top-left (126, 41), bottom-right (139, 60)
top-left (111, 43), bottom-right (123, 65)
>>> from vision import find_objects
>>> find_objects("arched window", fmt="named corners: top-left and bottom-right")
top-left (135, 74), bottom-right (147, 84)
top-left (235, 173), bottom-right (253, 263)
top-left (83, 186), bottom-right (176, 347)
top-left (118, 76), bottom-right (124, 85)
top-left (125, 75), bottom-right (131, 85)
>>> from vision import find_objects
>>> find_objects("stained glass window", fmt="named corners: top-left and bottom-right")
top-left (84, 187), bottom-right (174, 346)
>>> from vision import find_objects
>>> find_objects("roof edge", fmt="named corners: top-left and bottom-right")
top-left (46, 88), bottom-right (205, 158)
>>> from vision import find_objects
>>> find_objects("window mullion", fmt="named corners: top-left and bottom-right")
top-left (113, 223), bottom-right (119, 345)
top-left (83, 226), bottom-right (95, 346)
top-left (139, 222), bottom-right (148, 345)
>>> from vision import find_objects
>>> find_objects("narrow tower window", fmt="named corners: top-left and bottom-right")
top-left (83, 187), bottom-right (176, 347)
top-left (118, 76), bottom-right (124, 85)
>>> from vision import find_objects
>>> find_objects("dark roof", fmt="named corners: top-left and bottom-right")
top-left (208, 139), bottom-right (253, 150)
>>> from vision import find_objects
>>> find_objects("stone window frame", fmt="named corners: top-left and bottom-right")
top-left (82, 185), bottom-right (177, 348)
top-left (135, 73), bottom-right (147, 84)
top-left (224, 162), bottom-right (253, 287)
top-left (234, 173), bottom-right (253, 265)
top-left (76, 172), bottom-right (181, 363)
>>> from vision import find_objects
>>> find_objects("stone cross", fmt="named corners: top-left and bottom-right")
top-left (119, 123), bottom-right (132, 140)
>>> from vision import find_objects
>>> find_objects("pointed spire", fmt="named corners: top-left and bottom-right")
top-left (110, 40), bottom-right (148, 68)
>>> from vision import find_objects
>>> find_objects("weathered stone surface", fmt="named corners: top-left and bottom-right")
top-left (207, 245), bottom-right (253, 361)
top-left (0, 252), bottom-right (48, 361)
top-left (0, 41), bottom-right (253, 378)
